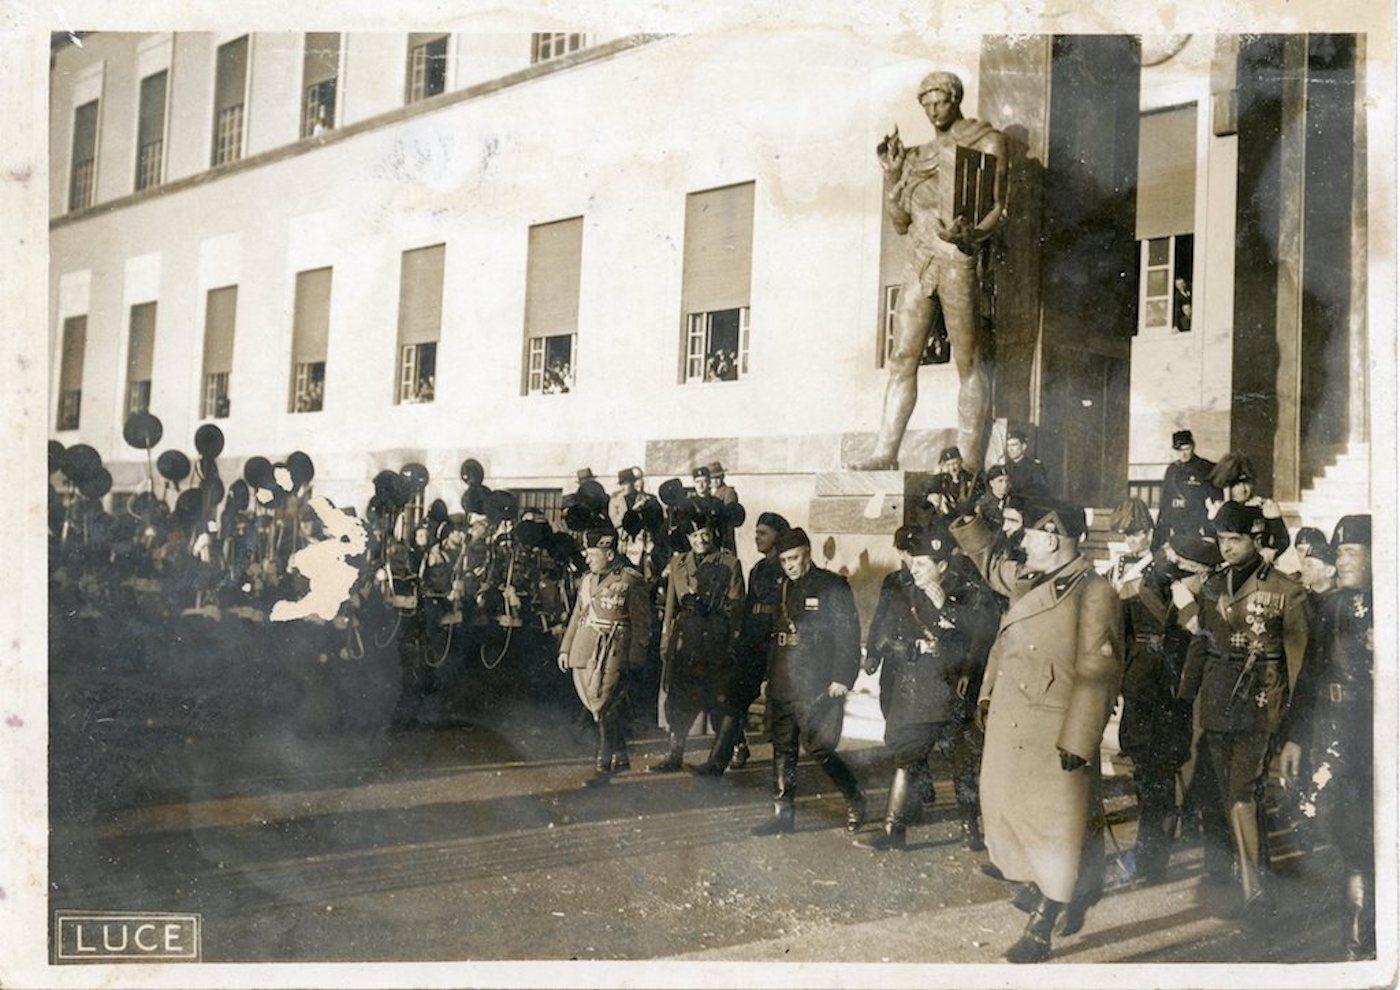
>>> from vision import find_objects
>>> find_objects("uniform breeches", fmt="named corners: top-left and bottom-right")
top-left (884, 717), bottom-right (949, 770)
top-left (1201, 729), bottom-right (1271, 806)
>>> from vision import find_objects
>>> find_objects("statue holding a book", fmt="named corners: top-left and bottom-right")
top-left (855, 71), bottom-right (1008, 472)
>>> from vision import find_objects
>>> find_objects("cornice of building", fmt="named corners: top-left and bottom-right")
top-left (51, 32), bottom-right (669, 231)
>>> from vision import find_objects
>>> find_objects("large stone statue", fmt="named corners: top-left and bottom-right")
top-left (855, 71), bottom-right (1007, 471)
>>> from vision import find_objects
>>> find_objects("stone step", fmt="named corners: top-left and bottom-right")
top-left (813, 470), bottom-right (935, 498)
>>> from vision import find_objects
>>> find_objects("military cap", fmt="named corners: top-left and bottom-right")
top-left (1008, 427), bottom-right (1030, 443)
top-left (774, 527), bottom-right (812, 554)
top-left (1020, 495), bottom-right (1086, 541)
top-left (1332, 514), bottom-right (1371, 548)
top-left (708, 461), bottom-right (726, 477)
top-left (757, 511), bottom-right (791, 533)
top-left (1169, 531), bottom-right (1223, 569)
top-left (1293, 526), bottom-right (1329, 558)
top-left (986, 464), bottom-right (1009, 481)
top-left (1212, 501), bottom-right (1264, 537)
top-left (675, 503), bottom-right (718, 534)
top-left (939, 445), bottom-right (963, 464)
top-left (692, 465), bottom-right (712, 479)
top-left (583, 528), bottom-right (618, 550)
top-left (917, 71), bottom-right (964, 103)
top-left (907, 521), bottom-right (956, 562)
top-left (893, 524), bottom-right (919, 554)
top-left (1171, 430), bottom-right (1195, 449)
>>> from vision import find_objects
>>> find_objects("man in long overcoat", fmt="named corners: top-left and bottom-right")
top-left (950, 495), bottom-right (1123, 963)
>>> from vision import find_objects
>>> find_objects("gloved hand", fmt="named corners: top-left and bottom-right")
top-left (1058, 747), bottom-right (1088, 772)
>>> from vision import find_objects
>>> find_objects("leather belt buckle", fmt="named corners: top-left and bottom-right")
top-left (777, 632), bottom-right (799, 647)
top-left (1329, 682), bottom-right (1343, 703)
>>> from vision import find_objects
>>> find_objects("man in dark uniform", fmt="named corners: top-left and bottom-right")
top-left (690, 465), bottom-right (737, 552)
top-left (651, 507), bottom-right (745, 772)
top-left (924, 445), bottom-right (983, 520)
top-left (1280, 515), bottom-right (1374, 959)
top-left (857, 520), bottom-right (998, 850)
top-left (1002, 428), bottom-right (1050, 497)
top-left (1177, 501), bottom-right (1309, 918)
top-left (1153, 430), bottom-right (1219, 550)
top-left (691, 511), bottom-right (790, 776)
top-left (750, 527), bottom-right (867, 835)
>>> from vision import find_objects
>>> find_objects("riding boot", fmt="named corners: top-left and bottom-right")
top-left (1005, 893), bottom-right (1063, 963)
top-left (1228, 801), bottom-right (1268, 918)
top-left (854, 768), bottom-right (911, 851)
top-left (583, 717), bottom-right (614, 787)
top-left (648, 731), bottom-right (686, 773)
top-left (751, 750), bottom-right (798, 835)
top-left (731, 727), bottom-right (751, 769)
top-left (690, 714), bottom-right (742, 777)
top-left (817, 751), bottom-right (867, 832)
top-left (1345, 871), bottom-right (1374, 961)
top-left (960, 804), bottom-right (986, 851)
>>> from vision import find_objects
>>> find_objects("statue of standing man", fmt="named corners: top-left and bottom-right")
top-left (855, 71), bottom-right (1007, 471)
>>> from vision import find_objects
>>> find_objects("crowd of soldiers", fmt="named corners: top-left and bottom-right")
top-left (46, 416), bottom-right (1375, 964)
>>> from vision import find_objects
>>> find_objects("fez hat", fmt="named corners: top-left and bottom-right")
top-left (576, 467), bottom-right (596, 482)
top-left (1212, 501), bottom-right (1263, 537)
top-left (907, 521), bottom-right (956, 562)
top-left (1109, 497), bottom-right (1154, 536)
top-left (1007, 427), bottom-right (1030, 443)
top-left (774, 527), bottom-right (812, 554)
top-left (893, 524), bottom-right (919, 554)
top-left (583, 528), bottom-right (618, 550)
top-left (1020, 495), bottom-right (1086, 541)
top-left (939, 445), bottom-right (963, 464)
top-left (1172, 430), bottom-right (1195, 449)
top-left (692, 465), bottom-right (711, 479)
top-left (1332, 514), bottom-right (1371, 548)
top-left (708, 461), bottom-right (726, 477)
top-left (986, 464), bottom-right (1008, 482)
top-left (675, 503), bottom-right (718, 535)
top-left (756, 511), bottom-right (791, 533)
top-left (1170, 531), bottom-right (1223, 569)
top-left (1210, 452), bottom-right (1256, 490)
top-left (1293, 526), bottom-right (1329, 558)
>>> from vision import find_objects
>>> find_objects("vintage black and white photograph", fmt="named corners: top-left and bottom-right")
top-left (2, 1), bottom-right (1396, 985)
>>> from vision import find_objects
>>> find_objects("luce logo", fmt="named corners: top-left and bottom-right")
top-left (53, 911), bottom-right (201, 963)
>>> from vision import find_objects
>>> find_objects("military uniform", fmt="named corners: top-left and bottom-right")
top-left (1154, 454), bottom-right (1219, 550)
top-left (560, 557), bottom-right (652, 775)
top-left (924, 468), bottom-right (983, 521)
top-left (1178, 554), bottom-right (1309, 908)
top-left (654, 542), bottom-right (744, 770)
top-left (1111, 551), bottom-right (1194, 881)
top-left (757, 543), bottom-right (866, 831)
top-left (1282, 516), bottom-right (1373, 957)
top-left (1003, 455), bottom-right (1050, 497)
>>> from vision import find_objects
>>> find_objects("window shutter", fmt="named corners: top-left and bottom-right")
top-left (397, 244), bottom-right (445, 346)
top-left (127, 303), bottom-right (156, 382)
top-left (524, 217), bottom-right (583, 337)
top-left (60, 316), bottom-right (86, 390)
top-left (303, 33), bottom-right (340, 89)
top-left (71, 100), bottom-right (99, 163)
top-left (214, 36), bottom-right (249, 112)
top-left (682, 182), bottom-right (755, 316)
top-left (292, 268), bottom-right (332, 363)
top-left (202, 286), bottom-right (237, 377)
top-left (1137, 104), bottom-right (1197, 240)
top-left (137, 71), bottom-right (167, 147)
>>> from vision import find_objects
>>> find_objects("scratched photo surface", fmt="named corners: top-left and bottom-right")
top-left (40, 22), bottom-right (1390, 973)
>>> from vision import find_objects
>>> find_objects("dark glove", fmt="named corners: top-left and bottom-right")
top-left (974, 698), bottom-right (990, 733)
top-left (1058, 747), bottom-right (1088, 772)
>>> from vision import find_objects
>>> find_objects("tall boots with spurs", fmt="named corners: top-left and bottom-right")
top-left (855, 767), bottom-right (913, 851)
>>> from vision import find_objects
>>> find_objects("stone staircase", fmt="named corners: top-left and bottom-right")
top-left (1280, 441), bottom-right (1371, 536)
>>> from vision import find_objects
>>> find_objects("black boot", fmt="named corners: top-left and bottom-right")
top-left (817, 752), bottom-right (867, 832)
top-left (854, 768), bottom-right (911, 851)
top-left (960, 805), bottom-right (986, 851)
top-left (731, 727), bottom-right (750, 769)
top-left (690, 714), bottom-right (742, 777)
top-left (751, 752), bottom-right (798, 836)
top-left (648, 732), bottom-right (686, 773)
top-left (1011, 882), bottom-right (1040, 913)
top-left (1056, 886), bottom-right (1101, 937)
top-left (1005, 893), bottom-right (1063, 963)
top-left (1228, 800), bottom-right (1269, 921)
top-left (584, 717), bottom-right (614, 787)
top-left (1345, 871), bottom-right (1374, 961)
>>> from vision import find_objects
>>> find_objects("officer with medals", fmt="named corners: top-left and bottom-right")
top-left (1280, 515), bottom-right (1374, 959)
top-left (857, 520), bottom-right (997, 851)
top-left (691, 511), bottom-right (791, 777)
top-left (1153, 430), bottom-right (1219, 550)
top-left (557, 527), bottom-right (652, 785)
top-left (750, 527), bottom-right (867, 835)
top-left (651, 504), bottom-right (745, 772)
top-left (1177, 501), bottom-right (1309, 918)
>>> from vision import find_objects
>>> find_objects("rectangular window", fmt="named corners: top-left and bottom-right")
top-left (68, 99), bottom-right (98, 211)
top-left (201, 285), bottom-right (237, 418)
top-left (522, 217), bottom-right (583, 395)
top-left (57, 315), bottom-right (86, 431)
top-left (1137, 233), bottom-right (1193, 334)
top-left (289, 267), bottom-right (332, 413)
top-left (681, 182), bottom-right (755, 383)
top-left (395, 244), bottom-right (445, 404)
top-left (509, 488), bottom-right (565, 530)
top-left (530, 33), bottom-right (586, 64)
top-left (301, 32), bottom-right (340, 137)
top-left (134, 70), bottom-right (167, 191)
top-left (211, 35), bottom-right (249, 166)
top-left (405, 33), bottom-right (448, 104)
top-left (125, 302), bottom-right (156, 417)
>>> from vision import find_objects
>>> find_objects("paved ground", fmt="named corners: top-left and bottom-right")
top-left (49, 701), bottom-right (1362, 965)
